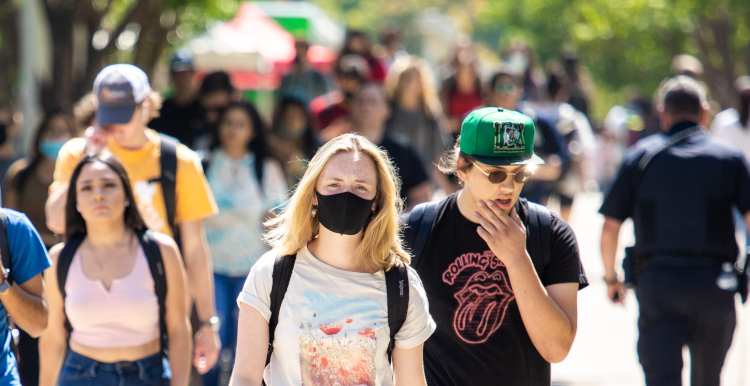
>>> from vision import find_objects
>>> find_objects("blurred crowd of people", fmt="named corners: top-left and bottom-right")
top-left (0, 25), bottom-right (748, 386)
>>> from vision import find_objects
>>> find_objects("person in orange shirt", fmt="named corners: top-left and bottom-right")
top-left (45, 64), bottom-right (221, 375)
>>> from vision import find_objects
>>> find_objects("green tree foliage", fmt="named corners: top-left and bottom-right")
top-left (315, 0), bottom-right (750, 119)
top-left (0, 0), bottom-right (242, 109)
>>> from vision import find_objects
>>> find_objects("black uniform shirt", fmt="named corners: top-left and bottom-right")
top-left (600, 121), bottom-right (750, 259)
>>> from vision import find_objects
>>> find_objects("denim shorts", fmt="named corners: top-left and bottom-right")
top-left (58, 350), bottom-right (171, 386)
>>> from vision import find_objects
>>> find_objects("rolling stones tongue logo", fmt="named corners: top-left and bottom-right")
top-left (443, 251), bottom-right (515, 344)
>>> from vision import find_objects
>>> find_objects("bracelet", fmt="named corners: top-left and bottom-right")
top-left (603, 275), bottom-right (619, 285)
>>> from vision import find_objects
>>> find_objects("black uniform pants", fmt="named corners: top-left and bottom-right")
top-left (635, 263), bottom-right (736, 386)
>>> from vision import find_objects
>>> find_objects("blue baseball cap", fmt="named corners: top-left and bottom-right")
top-left (169, 49), bottom-right (194, 72)
top-left (93, 64), bottom-right (151, 125)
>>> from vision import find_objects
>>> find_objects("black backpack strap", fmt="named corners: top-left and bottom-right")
top-left (385, 263), bottom-right (409, 362)
top-left (57, 235), bottom-right (85, 335)
top-left (266, 254), bottom-right (297, 366)
top-left (526, 203), bottom-right (553, 272)
top-left (403, 200), bottom-right (440, 269)
top-left (0, 210), bottom-right (11, 283)
top-left (137, 229), bottom-right (169, 359)
top-left (159, 135), bottom-right (179, 235)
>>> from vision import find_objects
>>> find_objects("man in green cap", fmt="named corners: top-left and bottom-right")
top-left (404, 107), bottom-right (588, 385)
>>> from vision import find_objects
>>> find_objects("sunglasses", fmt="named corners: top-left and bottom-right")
top-left (472, 161), bottom-right (532, 184)
top-left (494, 83), bottom-right (516, 94)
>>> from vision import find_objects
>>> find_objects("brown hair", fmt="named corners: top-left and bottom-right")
top-left (65, 153), bottom-right (147, 241)
top-left (438, 136), bottom-right (474, 186)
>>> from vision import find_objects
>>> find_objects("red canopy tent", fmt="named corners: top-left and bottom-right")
top-left (189, 2), bottom-right (335, 90)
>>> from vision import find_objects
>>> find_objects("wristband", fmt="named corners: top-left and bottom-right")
top-left (201, 316), bottom-right (221, 332)
top-left (603, 275), bottom-right (619, 285)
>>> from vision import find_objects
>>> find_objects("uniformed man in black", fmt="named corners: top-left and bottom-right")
top-left (600, 76), bottom-right (750, 386)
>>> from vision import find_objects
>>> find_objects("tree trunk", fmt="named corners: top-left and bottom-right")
top-left (0, 0), bottom-right (19, 102)
top-left (708, 12), bottom-right (735, 109)
top-left (44, 2), bottom-right (77, 111)
top-left (692, 24), bottom-right (722, 105)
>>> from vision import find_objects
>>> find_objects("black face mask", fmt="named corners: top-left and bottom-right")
top-left (315, 190), bottom-right (375, 236)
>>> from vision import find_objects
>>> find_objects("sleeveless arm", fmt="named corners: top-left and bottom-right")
top-left (39, 244), bottom-right (68, 386)
top-left (154, 233), bottom-right (192, 386)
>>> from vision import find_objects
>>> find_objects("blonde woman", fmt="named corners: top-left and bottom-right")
top-left (385, 57), bottom-right (450, 170)
top-left (230, 133), bottom-right (435, 386)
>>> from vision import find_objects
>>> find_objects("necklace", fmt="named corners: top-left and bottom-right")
top-left (82, 232), bottom-right (136, 271)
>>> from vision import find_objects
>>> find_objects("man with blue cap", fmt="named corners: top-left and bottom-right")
top-left (403, 107), bottom-right (588, 385)
top-left (149, 49), bottom-right (205, 149)
top-left (45, 63), bottom-right (222, 377)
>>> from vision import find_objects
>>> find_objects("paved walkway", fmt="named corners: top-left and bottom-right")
top-left (550, 192), bottom-right (750, 386)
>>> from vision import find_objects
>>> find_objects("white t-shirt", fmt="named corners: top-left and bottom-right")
top-left (712, 108), bottom-right (750, 162)
top-left (238, 244), bottom-right (436, 386)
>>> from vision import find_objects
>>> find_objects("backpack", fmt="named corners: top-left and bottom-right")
top-left (403, 199), bottom-right (553, 274)
top-left (263, 254), bottom-right (410, 371)
top-left (0, 210), bottom-right (13, 284)
top-left (56, 229), bottom-right (169, 364)
top-left (156, 135), bottom-right (178, 236)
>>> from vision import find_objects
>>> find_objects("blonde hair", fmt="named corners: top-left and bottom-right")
top-left (264, 133), bottom-right (410, 272)
top-left (142, 91), bottom-right (163, 123)
top-left (385, 56), bottom-right (443, 119)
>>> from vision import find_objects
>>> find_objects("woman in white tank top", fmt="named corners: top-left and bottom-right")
top-left (39, 153), bottom-right (191, 385)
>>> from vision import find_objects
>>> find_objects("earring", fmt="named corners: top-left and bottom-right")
top-left (311, 206), bottom-right (317, 218)
top-left (125, 200), bottom-right (130, 207)
top-left (76, 204), bottom-right (81, 212)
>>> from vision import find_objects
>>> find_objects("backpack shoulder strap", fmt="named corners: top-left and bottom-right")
top-left (0, 210), bottom-right (10, 282)
top-left (266, 253), bottom-right (297, 366)
top-left (385, 263), bottom-right (409, 363)
top-left (57, 236), bottom-right (85, 300)
top-left (137, 229), bottom-right (169, 358)
top-left (56, 235), bottom-right (85, 336)
top-left (159, 135), bottom-right (179, 235)
top-left (404, 200), bottom-right (440, 269)
top-left (526, 202), bottom-right (553, 270)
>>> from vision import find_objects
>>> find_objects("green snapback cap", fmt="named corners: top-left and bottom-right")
top-left (459, 107), bottom-right (544, 166)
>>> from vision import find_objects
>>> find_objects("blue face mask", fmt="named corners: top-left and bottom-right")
top-left (39, 139), bottom-right (67, 160)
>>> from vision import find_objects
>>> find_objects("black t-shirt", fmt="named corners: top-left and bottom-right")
top-left (149, 98), bottom-right (205, 149)
top-left (378, 133), bottom-right (429, 202)
top-left (414, 193), bottom-right (587, 385)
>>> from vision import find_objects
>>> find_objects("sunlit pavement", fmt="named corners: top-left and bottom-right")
top-left (550, 192), bottom-right (750, 386)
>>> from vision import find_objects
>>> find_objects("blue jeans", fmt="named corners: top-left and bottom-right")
top-left (202, 273), bottom-right (247, 386)
top-left (58, 350), bottom-right (171, 386)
